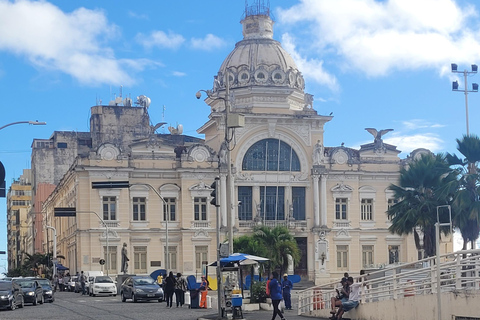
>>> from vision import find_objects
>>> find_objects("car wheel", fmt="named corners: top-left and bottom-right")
top-left (113, 294), bottom-right (117, 297)
top-left (40, 295), bottom-right (44, 304)
top-left (133, 293), bottom-right (138, 303)
top-left (121, 292), bottom-right (126, 302)
top-left (9, 298), bottom-right (16, 311)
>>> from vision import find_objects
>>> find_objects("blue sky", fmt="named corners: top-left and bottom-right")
top-left (1, 0), bottom-right (480, 267)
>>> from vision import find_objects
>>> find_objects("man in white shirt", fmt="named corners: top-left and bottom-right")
top-left (334, 277), bottom-right (361, 320)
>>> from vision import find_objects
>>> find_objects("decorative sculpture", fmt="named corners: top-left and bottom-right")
top-left (121, 242), bottom-right (129, 274)
top-left (365, 128), bottom-right (393, 151)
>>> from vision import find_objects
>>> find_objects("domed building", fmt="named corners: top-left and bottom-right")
top-left (32, 2), bottom-right (444, 286)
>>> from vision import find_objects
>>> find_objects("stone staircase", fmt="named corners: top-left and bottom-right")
top-left (293, 279), bottom-right (316, 291)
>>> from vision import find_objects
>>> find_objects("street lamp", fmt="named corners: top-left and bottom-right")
top-left (0, 120), bottom-right (46, 131)
top-left (46, 226), bottom-right (57, 279)
top-left (451, 64), bottom-right (478, 135)
top-left (197, 74), bottom-right (244, 255)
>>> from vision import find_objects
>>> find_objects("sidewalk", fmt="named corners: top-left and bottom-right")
top-left (197, 308), bottom-right (329, 320)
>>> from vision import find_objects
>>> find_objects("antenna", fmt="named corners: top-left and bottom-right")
top-left (162, 105), bottom-right (166, 133)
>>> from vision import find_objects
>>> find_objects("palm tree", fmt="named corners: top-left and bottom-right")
top-left (387, 153), bottom-right (455, 257)
top-left (233, 234), bottom-right (269, 258)
top-left (446, 134), bottom-right (480, 249)
top-left (252, 226), bottom-right (301, 276)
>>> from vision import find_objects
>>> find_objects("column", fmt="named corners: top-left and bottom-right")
top-left (320, 174), bottom-right (327, 226)
top-left (313, 175), bottom-right (320, 227)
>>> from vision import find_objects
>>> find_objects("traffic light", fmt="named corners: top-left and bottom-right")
top-left (210, 178), bottom-right (220, 207)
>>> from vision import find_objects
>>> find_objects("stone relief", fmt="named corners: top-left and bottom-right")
top-left (97, 143), bottom-right (120, 161)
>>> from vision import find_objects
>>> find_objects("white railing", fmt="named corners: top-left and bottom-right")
top-left (297, 248), bottom-right (480, 316)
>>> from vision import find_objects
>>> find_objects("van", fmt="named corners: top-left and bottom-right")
top-left (85, 271), bottom-right (103, 295)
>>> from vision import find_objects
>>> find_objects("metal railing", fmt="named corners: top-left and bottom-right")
top-left (297, 248), bottom-right (480, 316)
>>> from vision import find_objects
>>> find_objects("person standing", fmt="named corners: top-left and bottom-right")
top-left (281, 274), bottom-right (293, 310)
top-left (164, 271), bottom-right (176, 308)
top-left (80, 271), bottom-right (86, 295)
top-left (269, 271), bottom-right (286, 320)
top-left (199, 276), bottom-right (209, 308)
top-left (174, 273), bottom-right (187, 307)
top-left (157, 273), bottom-right (163, 286)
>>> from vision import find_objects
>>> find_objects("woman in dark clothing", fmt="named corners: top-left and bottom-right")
top-left (164, 271), bottom-right (176, 308)
top-left (269, 271), bottom-right (286, 320)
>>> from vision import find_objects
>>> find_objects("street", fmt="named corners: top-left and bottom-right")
top-left (0, 290), bottom-right (213, 320)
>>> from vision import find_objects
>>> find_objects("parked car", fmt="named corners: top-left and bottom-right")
top-left (89, 276), bottom-right (117, 297)
top-left (120, 276), bottom-right (164, 303)
top-left (68, 276), bottom-right (78, 292)
top-left (30, 278), bottom-right (54, 303)
top-left (13, 279), bottom-right (44, 305)
top-left (0, 280), bottom-right (24, 310)
top-left (85, 271), bottom-right (103, 295)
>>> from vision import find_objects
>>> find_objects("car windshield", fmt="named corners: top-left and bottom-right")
top-left (16, 281), bottom-right (34, 288)
top-left (0, 283), bottom-right (12, 290)
top-left (133, 278), bottom-right (155, 285)
top-left (95, 276), bottom-right (113, 283)
top-left (36, 279), bottom-right (51, 286)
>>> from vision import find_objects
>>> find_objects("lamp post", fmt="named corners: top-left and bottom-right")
top-left (0, 120), bottom-right (46, 131)
top-left (451, 64), bottom-right (478, 136)
top-left (46, 226), bottom-right (57, 279)
top-left (435, 205), bottom-right (452, 320)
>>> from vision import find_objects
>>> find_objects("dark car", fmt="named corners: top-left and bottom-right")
top-left (30, 278), bottom-right (54, 303)
top-left (0, 280), bottom-right (24, 310)
top-left (120, 276), bottom-right (164, 303)
top-left (13, 279), bottom-right (44, 305)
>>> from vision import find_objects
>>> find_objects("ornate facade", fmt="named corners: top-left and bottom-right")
top-left (36, 6), bottom-right (451, 284)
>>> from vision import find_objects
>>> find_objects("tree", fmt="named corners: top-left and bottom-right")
top-left (252, 226), bottom-right (301, 276)
top-left (446, 134), bottom-right (480, 250)
top-left (387, 153), bottom-right (455, 258)
top-left (233, 225), bottom-right (301, 276)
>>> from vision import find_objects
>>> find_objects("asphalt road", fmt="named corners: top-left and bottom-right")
top-left (0, 290), bottom-right (213, 320)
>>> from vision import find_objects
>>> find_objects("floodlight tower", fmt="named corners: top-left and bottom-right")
top-left (451, 63), bottom-right (478, 135)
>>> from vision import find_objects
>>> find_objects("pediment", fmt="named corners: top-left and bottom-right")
top-left (130, 137), bottom-right (175, 154)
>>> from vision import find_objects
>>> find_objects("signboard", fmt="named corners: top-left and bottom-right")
top-left (219, 243), bottom-right (229, 258)
top-left (99, 259), bottom-right (106, 265)
top-left (91, 181), bottom-right (130, 189)
top-left (54, 207), bottom-right (76, 217)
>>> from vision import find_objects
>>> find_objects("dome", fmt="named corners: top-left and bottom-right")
top-left (214, 13), bottom-right (305, 92)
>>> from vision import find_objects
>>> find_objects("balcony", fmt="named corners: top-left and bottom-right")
top-left (191, 221), bottom-right (211, 229)
top-left (101, 221), bottom-right (120, 228)
top-left (333, 220), bottom-right (351, 228)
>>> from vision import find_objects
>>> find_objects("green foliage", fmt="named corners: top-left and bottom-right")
top-left (233, 225), bottom-right (301, 275)
top-left (250, 280), bottom-right (268, 303)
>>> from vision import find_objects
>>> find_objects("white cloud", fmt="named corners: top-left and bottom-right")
top-left (0, 0), bottom-right (152, 86)
top-left (281, 33), bottom-right (339, 92)
top-left (190, 34), bottom-right (226, 51)
top-left (277, 0), bottom-right (480, 78)
top-left (401, 119), bottom-right (446, 130)
top-left (172, 71), bottom-right (186, 77)
top-left (136, 30), bottom-right (185, 50)
top-left (384, 133), bottom-right (444, 153)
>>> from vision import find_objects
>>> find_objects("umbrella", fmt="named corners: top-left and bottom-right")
top-left (208, 252), bottom-right (269, 267)
top-left (55, 263), bottom-right (69, 271)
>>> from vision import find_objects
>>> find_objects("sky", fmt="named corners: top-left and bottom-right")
top-left (2, 0), bottom-right (480, 269)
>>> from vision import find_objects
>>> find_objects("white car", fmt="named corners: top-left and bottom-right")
top-left (89, 276), bottom-right (117, 297)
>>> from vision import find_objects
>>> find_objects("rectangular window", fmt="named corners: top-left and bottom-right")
top-left (103, 246), bottom-right (117, 274)
top-left (195, 246), bottom-right (208, 274)
top-left (388, 245), bottom-right (400, 264)
top-left (57, 142), bottom-right (67, 148)
top-left (260, 186), bottom-right (285, 220)
top-left (132, 197), bottom-right (146, 221)
top-left (163, 198), bottom-right (176, 221)
top-left (362, 245), bottom-right (374, 268)
top-left (194, 197), bottom-right (207, 221)
top-left (164, 246), bottom-right (177, 270)
top-left (238, 186), bottom-right (253, 220)
top-left (134, 246), bottom-right (147, 273)
top-left (336, 245), bottom-right (348, 270)
top-left (292, 187), bottom-right (306, 220)
top-left (335, 198), bottom-right (347, 220)
top-left (361, 199), bottom-right (373, 221)
top-left (387, 199), bottom-right (397, 221)
top-left (102, 196), bottom-right (116, 220)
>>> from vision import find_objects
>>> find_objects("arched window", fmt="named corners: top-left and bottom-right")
top-left (242, 139), bottom-right (300, 171)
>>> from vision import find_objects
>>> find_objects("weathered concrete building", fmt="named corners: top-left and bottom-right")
top-left (28, 5), bottom-right (452, 283)
top-left (6, 169), bottom-right (32, 269)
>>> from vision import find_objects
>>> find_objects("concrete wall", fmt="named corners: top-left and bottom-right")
top-left (309, 291), bottom-right (480, 320)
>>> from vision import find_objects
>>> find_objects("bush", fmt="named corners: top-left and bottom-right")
top-left (250, 280), bottom-right (268, 303)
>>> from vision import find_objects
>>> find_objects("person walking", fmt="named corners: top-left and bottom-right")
top-left (199, 276), bottom-right (209, 308)
top-left (269, 271), bottom-right (286, 320)
top-left (164, 271), bottom-right (176, 308)
top-left (174, 272), bottom-right (187, 307)
top-left (281, 273), bottom-right (293, 310)
top-left (80, 271), bottom-right (86, 295)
